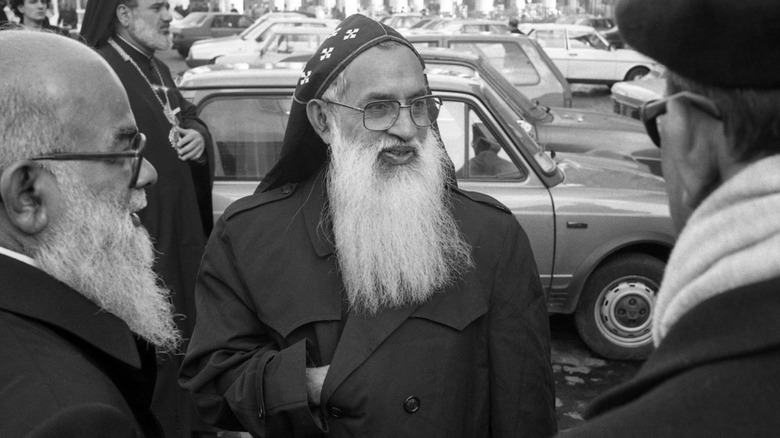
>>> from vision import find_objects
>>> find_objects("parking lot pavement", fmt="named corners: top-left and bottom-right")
top-left (550, 314), bottom-right (643, 432)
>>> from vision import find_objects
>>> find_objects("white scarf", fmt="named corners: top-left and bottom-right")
top-left (653, 155), bottom-right (780, 345)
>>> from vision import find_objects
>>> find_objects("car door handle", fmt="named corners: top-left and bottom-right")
top-left (567, 221), bottom-right (588, 229)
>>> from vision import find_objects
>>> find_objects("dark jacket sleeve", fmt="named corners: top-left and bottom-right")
top-left (489, 220), bottom-right (558, 438)
top-left (179, 218), bottom-right (325, 437)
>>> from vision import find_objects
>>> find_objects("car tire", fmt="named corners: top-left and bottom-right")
top-left (178, 47), bottom-right (189, 57)
top-left (574, 253), bottom-right (664, 361)
top-left (624, 66), bottom-right (650, 82)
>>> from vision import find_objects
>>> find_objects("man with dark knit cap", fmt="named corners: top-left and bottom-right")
top-left (180, 14), bottom-right (557, 438)
top-left (80, 1), bottom-right (214, 437)
top-left (559, 0), bottom-right (780, 437)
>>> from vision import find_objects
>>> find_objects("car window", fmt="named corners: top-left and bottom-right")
top-left (238, 16), bottom-right (253, 27)
top-left (269, 33), bottom-right (327, 54)
top-left (198, 95), bottom-right (290, 180)
top-left (532, 29), bottom-right (566, 49)
top-left (211, 16), bottom-right (226, 28)
top-left (449, 41), bottom-right (541, 86)
top-left (438, 100), bottom-right (525, 180)
top-left (569, 31), bottom-right (610, 50)
top-left (180, 12), bottom-right (209, 27)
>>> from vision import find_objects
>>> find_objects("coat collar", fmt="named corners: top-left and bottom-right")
top-left (588, 276), bottom-right (780, 417)
top-left (0, 254), bottom-right (142, 369)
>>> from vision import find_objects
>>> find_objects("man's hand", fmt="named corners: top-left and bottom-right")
top-left (305, 365), bottom-right (330, 406)
top-left (175, 127), bottom-right (205, 161)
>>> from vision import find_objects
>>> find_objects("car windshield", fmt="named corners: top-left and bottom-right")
top-left (481, 82), bottom-right (557, 174)
top-left (179, 12), bottom-right (209, 27)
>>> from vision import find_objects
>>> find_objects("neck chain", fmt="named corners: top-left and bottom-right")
top-left (108, 37), bottom-right (180, 149)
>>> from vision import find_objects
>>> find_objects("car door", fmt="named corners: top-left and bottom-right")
top-left (563, 29), bottom-right (617, 81)
top-left (529, 28), bottom-right (569, 77)
top-left (436, 94), bottom-right (555, 291)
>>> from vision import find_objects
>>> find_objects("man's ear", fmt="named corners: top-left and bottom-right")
top-left (307, 99), bottom-right (333, 145)
top-left (116, 3), bottom-right (133, 28)
top-left (671, 97), bottom-right (727, 209)
top-left (0, 161), bottom-right (52, 236)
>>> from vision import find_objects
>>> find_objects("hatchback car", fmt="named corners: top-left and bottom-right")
top-left (177, 63), bottom-right (674, 361)
top-left (417, 48), bottom-right (661, 175)
top-left (406, 32), bottom-right (573, 108)
top-left (186, 16), bottom-right (338, 67)
top-left (524, 24), bottom-right (658, 85)
top-left (172, 12), bottom-right (253, 57)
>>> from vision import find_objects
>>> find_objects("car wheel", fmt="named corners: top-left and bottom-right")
top-left (178, 47), bottom-right (189, 57)
top-left (624, 66), bottom-right (650, 81)
top-left (574, 253), bottom-right (664, 361)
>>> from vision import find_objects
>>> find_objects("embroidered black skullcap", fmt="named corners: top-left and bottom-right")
top-left (258, 14), bottom-right (427, 192)
top-left (80, 0), bottom-right (122, 48)
top-left (616, 0), bottom-right (780, 88)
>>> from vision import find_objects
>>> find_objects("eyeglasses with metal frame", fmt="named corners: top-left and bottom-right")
top-left (321, 95), bottom-right (443, 131)
top-left (29, 132), bottom-right (146, 189)
top-left (640, 91), bottom-right (721, 147)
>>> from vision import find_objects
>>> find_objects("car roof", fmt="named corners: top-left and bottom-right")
top-left (177, 62), bottom-right (482, 94)
top-left (265, 26), bottom-right (335, 35)
top-left (526, 23), bottom-right (597, 32)
top-left (406, 32), bottom-right (534, 41)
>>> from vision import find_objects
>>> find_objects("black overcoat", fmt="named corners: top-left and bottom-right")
top-left (180, 172), bottom-right (558, 438)
top-left (561, 277), bottom-right (780, 437)
top-left (0, 254), bottom-right (161, 437)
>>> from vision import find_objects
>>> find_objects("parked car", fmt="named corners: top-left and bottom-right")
top-left (611, 65), bottom-right (667, 119)
top-left (524, 24), bottom-right (658, 85)
top-left (555, 14), bottom-right (615, 32)
top-left (417, 48), bottom-right (661, 175)
top-left (177, 63), bottom-right (675, 360)
top-left (213, 27), bottom-right (336, 65)
top-left (405, 18), bottom-right (510, 34)
top-left (186, 15), bottom-right (337, 67)
top-left (172, 12), bottom-right (253, 57)
top-left (381, 12), bottom-right (424, 31)
top-left (406, 32), bottom-right (573, 108)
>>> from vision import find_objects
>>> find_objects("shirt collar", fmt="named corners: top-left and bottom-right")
top-left (0, 246), bottom-right (39, 269)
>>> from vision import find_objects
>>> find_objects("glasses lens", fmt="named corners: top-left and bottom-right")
top-left (640, 100), bottom-right (664, 147)
top-left (129, 133), bottom-right (145, 188)
top-left (411, 96), bottom-right (441, 127)
top-left (364, 101), bottom-right (399, 131)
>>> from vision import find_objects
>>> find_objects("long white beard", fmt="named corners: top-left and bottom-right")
top-left (29, 170), bottom-right (180, 352)
top-left (325, 125), bottom-right (473, 315)
top-left (131, 14), bottom-right (173, 52)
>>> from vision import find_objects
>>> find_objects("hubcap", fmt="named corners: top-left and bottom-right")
top-left (595, 279), bottom-right (656, 347)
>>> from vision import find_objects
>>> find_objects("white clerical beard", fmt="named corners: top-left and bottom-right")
top-left (29, 169), bottom-right (180, 352)
top-left (325, 123), bottom-right (473, 315)
top-left (131, 13), bottom-right (173, 52)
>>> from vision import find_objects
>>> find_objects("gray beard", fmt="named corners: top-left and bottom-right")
top-left (28, 167), bottom-right (180, 352)
top-left (131, 15), bottom-right (173, 52)
top-left (325, 124), bottom-right (473, 315)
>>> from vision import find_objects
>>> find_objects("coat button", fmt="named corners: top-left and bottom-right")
top-left (281, 184), bottom-right (294, 195)
top-left (328, 406), bottom-right (344, 418)
top-left (403, 396), bottom-right (420, 413)
top-left (258, 406), bottom-right (264, 419)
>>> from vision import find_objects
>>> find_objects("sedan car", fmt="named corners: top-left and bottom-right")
top-left (172, 12), bottom-right (253, 57)
top-left (611, 65), bottom-right (667, 119)
top-left (406, 33), bottom-right (573, 108)
top-left (177, 63), bottom-right (674, 361)
top-left (524, 24), bottom-right (658, 85)
top-left (186, 15), bottom-right (338, 67)
top-left (213, 27), bottom-right (336, 65)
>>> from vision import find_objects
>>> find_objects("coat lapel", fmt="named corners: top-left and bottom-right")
top-left (320, 303), bottom-right (419, 406)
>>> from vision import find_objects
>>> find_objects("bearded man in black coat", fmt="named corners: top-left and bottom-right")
top-left (0, 31), bottom-right (178, 437)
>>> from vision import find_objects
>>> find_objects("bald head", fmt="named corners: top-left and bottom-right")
top-left (0, 31), bottom-right (135, 167)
